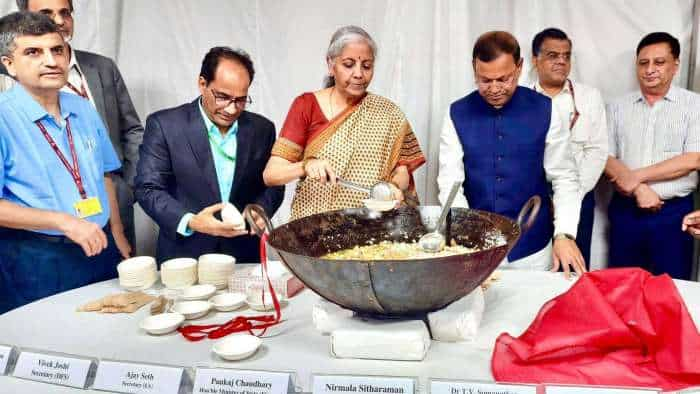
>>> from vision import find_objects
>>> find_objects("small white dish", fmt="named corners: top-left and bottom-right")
top-left (210, 292), bottom-right (247, 312)
top-left (171, 300), bottom-right (212, 320)
top-left (221, 203), bottom-right (246, 230)
top-left (212, 334), bottom-right (262, 361)
top-left (246, 293), bottom-right (287, 311)
top-left (362, 199), bottom-right (398, 212)
top-left (250, 261), bottom-right (289, 279)
top-left (181, 284), bottom-right (217, 301)
top-left (140, 312), bottom-right (185, 335)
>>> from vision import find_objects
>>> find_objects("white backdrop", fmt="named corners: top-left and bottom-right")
top-left (1, 0), bottom-right (698, 272)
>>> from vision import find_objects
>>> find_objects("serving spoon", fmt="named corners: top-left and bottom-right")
top-left (335, 177), bottom-right (394, 201)
top-left (419, 181), bottom-right (461, 253)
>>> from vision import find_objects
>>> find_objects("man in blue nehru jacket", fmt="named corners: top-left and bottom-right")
top-left (438, 31), bottom-right (584, 276)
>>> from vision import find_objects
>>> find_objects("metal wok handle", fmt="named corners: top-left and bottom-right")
top-left (516, 196), bottom-right (541, 234)
top-left (243, 204), bottom-right (274, 236)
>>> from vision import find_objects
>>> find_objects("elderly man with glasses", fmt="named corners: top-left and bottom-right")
top-left (438, 31), bottom-right (583, 277)
top-left (135, 47), bottom-right (284, 263)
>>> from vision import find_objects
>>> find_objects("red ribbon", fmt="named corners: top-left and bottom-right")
top-left (178, 232), bottom-right (283, 341)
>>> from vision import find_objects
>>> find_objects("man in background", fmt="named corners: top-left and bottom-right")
top-left (530, 28), bottom-right (608, 268)
top-left (605, 32), bottom-right (700, 280)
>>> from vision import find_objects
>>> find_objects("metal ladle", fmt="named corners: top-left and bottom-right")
top-left (334, 177), bottom-right (394, 201)
top-left (419, 181), bottom-right (462, 253)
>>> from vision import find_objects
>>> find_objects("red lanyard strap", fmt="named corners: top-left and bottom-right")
top-left (35, 118), bottom-right (87, 199)
top-left (177, 232), bottom-right (283, 341)
top-left (66, 81), bottom-right (88, 99)
top-left (567, 79), bottom-right (580, 130)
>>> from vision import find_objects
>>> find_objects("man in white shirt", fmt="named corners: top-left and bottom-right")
top-left (438, 31), bottom-right (584, 277)
top-left (605, 32), bottom-right (700, 280)
top-left (531, 28), bottom-right (608, 268)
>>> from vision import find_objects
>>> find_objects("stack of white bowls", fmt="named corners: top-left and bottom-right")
top-left (160, 258), bottom-right (198, 289)
top-left (117, 256), bottom-right (157, 290)
top-left (198, 254), bottom-right (235, 289)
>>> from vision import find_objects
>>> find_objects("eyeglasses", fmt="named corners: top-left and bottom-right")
top-left (540, 51), bottom-right (571, 62)
top-left (476, 67), bottom-right (519, 90)
top-left (210, 88), bottom-right (252, 109)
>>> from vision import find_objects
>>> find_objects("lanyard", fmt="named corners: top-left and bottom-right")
top-left (207, 132), bottom-right (236, 163)
top-left (65, 80), bottom-right (88, 99)
top-left (35, 118), bottom-right (88, 199)
top-left (567, 79), bottom-right (580, 130)
top-left (534, 79), bottom-right (580, 130)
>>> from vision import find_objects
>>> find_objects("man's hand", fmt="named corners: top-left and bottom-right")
top-left (633, 183), bottom-right (664, 211)
top-left (60, 215), bottom-right (108, 257)
top-left (551, 238), bottom-right (586, 279)
top-left (188, 203), bottom-right (248, 238)
top-left (111, 225), bottom-right (132, 259)
top-left (682, 210), bottom-right (700, 239)
top-left (609, 166), bottom-right (641, 196)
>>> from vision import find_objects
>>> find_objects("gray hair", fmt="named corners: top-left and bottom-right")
top-left (324, 25), bottom-right (377, 88)
top-left (16, 0), bottom-right (75, 12)
top-left (0, 11), bottom-right (60, 57)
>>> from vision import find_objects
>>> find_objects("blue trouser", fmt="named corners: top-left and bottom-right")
top-left (575, 191), bottom-right (595, 270)
top-left (0, 228), bottom-right (121, 314)
top-left (608, 193), bottom-right (694, 280)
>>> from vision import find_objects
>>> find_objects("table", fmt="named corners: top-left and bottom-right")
top-left (1, 269), bottom-right (699, 393)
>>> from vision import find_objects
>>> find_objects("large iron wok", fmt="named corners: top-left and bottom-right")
top-left (243, 197), bottom-right (539, 317)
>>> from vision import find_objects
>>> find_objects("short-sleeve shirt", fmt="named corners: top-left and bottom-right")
top-left (0, 84), bottom-right (121, 235)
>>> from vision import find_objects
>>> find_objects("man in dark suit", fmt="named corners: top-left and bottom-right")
top-left (135, 47), bottom-right (284, 263)
top-left (3, 0), bottom-right (143, 256)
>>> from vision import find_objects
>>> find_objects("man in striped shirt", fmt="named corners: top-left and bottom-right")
top-left (605, 32), bottom-right (700, 280)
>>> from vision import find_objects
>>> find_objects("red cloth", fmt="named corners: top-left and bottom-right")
top-left (491, 268), bottom-right (700, 391)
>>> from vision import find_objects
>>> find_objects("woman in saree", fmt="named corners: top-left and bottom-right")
top-left (263, 25), bottom-right (426, 220)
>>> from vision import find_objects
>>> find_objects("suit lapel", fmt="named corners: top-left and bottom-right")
top-left (230, 112), bottom-right (252, 201)
top-left (74, 50), bottom-right (107, 122)
top-left (184, 99), bottom-right (221, 201)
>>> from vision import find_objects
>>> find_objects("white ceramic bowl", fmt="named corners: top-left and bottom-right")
top-left (221, 203), bottom-right (246, 230)
top-left (199, 254), bottom-right (236, 268)
top-left (181, 284), bottom-right (217, 301)
top-left (210, 292), bottom-right (247, 312)
top-left (246, 293), bottom-right (286, 311)
top-left (171, 301), bottom-right (211, 320)
top-left (362, 199), bottom-right (398, 212)
top-left (212, 334), bottom-right (262, 361)
top-left (117, 256), bottom-right (156, 277)
top-left (161, 257), bottom-right (197, 271)
top-left (140, 313), bottom-right (185, 335)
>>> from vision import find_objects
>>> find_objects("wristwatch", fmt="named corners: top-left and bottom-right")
top-left (553, 233), bottom-right (576, 241)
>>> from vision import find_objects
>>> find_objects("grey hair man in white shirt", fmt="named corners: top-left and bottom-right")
top-left (530, 28), bottom-right (608, 269)
top-left (605, 32), bottom-right (700, 280)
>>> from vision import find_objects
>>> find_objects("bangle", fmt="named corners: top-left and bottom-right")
top-left (302, 156), bottom-right (317, 172)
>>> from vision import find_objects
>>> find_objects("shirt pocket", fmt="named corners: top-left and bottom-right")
top-left (661, 112), bottom-right (687, 152)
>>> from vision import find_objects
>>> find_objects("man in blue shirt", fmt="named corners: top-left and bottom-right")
top-left (0, 12), bottom-right (124, 313)
top-left (135, 47), bottom-right (283, 263)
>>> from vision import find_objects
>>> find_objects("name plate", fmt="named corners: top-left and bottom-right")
top-left (92, 360), bottom-right (184, 394)
top-left (313, 374), bottom-right (415, 394)
top-left (545, 386), bottom-right (659, 394)
top-left (0, 345), bottom-right (12, 375)
top-left (12, 351), bottom-right (92, 388)
top-left (431, 380), bottom-right (537, 394)
top-left (193, 368), bottom-right (291, 394)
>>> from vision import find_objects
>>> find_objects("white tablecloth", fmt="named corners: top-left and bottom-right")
top-left (1, 269), bottom-right (699, 393)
